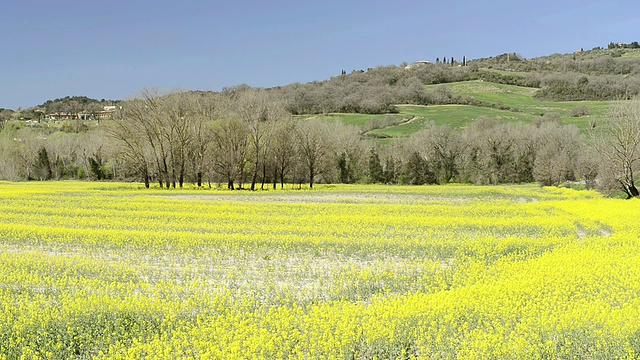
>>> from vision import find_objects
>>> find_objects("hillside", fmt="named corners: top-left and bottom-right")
top-left (8, 44), bottom-right (640, 134)
top-left (302, 80), bottom-right (611, 138)
top-left (3, 45), bottom-right (640, 193)
top-left (280, 45), bottom-right (640, 138)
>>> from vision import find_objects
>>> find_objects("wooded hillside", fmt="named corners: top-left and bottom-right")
top-left (2, 44), bottom-right (640, 197)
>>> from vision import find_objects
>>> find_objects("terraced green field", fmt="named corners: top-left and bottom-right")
top-left (300, 113), bottom-right (405, 128)
top-left (432, 81), bottom-right (611, 124)
top-left (300, 80), bottom-right (613, 139)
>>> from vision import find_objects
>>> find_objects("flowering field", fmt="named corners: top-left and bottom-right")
top-left (1, 182), bottom-right (640, 359)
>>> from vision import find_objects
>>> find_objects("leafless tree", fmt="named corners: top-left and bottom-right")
top-left (407, 122), bottom-right (461, 184)
top-left (8, 128), bottom-right (43, 180)
top-left (210, 117), bottom-right (250, 190)
top-left (111, 89), bottom-right (213, 188)
top-left (331, 122), bottom-right (367, 184)
top-left (533, 123), bottom-right (583, 186)
top-left (235, 89), bottom-right (288, 190)
top-left (269, 117), bottom-right (297, 189)
top-left (45, 132), bottom-right (82, 180)
top-left (188, 93), bottom-right (223, 187)
top-left (109, 90), bottom-right (159, 188)
top-left (590, 98), bottom-right (640, 197)
top-left (296, 119), bottom-right (335, 189)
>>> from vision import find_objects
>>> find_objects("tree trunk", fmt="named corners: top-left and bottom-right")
top-left (309, 164), bottom-right (315, 189)
top-left (197, 172), bottom-right (203, 187)
top-left (250, 161), bottom-right (258, 191)
top-left (179, 161), bottom-right (185, 188)
top-left (273, 167), bottom-right (278, 190)
top-left (261, 161), bottom-right (267, 190)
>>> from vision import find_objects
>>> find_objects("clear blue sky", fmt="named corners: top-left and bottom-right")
top-left (1, 0), bottom-right (638, 110)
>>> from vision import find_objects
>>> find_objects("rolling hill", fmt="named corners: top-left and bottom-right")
top-left (306, 80), bottom-right (612, 139)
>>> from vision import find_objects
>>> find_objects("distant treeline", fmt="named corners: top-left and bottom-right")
top-left (0, 89), bottom-right (598, 191)
top-left (2, 47), bottom-right (640, 196)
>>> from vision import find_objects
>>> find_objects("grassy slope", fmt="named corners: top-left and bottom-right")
top-left (300, 80), bottom-right (613, 139)
top-left (297, 113), bottom-right (405, 127)
top-left (434, 80), bottom-right (611, 124)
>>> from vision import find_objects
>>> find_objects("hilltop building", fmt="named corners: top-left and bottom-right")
top-left (44, 105), bottom-right (119, 121)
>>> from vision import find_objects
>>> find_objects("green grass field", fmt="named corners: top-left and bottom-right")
top-left (299, 113), bottom-right (405, 128)
top-left (299, 80), bottom-right (611, 141)
top-left (299, 80), bottom-right (613, 139)
top-left (481, 69), bottom-right (531, 77)
top-left (434, 80), bottom-right (611, 120)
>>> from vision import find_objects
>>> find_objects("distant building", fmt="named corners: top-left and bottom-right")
top-left (404, 60), bottom-right (431, 70)
top-left (95, 105), bottom-right (119, 120)
top-left (45, 113), bottom-right (82, 121)
top-left (43, 105), bottom-right (120, 121)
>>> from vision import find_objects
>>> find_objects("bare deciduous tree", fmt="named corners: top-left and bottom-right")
top-left (533, 123), bottom-right (583, 186)
top-left (210, 117), bottom-right (250, 190)
top-left (269, 118), bottom-right (297, 189)
top-left (296, 119), bottom-right (334, 189)
top-left (109, 90), bottom-right (159, 188)
top-left (406, 122), bottom-right (460, 184)
top-left (590, 98), bottom-right (640, 198)
top-left (235, 89), bottom-right (288, 190)
top-left (188, 93), bottom-right (223, 187)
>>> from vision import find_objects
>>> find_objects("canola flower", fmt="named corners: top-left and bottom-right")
top-left (0, 181), bottom-right (639, 358)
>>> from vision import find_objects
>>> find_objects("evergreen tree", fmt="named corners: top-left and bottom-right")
top-left (383, 157), bottom-right (397, 184)
top-left (404, 152), bottom-right (436, 185)
top-left (337, 152), bottom-right (353, 183)
top-left (34, 146), bottom-right (52, 181)
top-left (368, 149), bottom-right (383, 183)
top-left (88, 157), bottom-right (105, 180)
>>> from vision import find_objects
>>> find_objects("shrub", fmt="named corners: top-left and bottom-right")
top-left (569, 105), bottom-right (590, 117)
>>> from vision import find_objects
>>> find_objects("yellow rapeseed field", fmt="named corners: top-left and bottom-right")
top-left (1, 181), bottom-right (639, 359)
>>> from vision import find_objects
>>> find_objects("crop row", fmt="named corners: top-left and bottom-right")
top-left (0, 182), bottom-right (638, 359)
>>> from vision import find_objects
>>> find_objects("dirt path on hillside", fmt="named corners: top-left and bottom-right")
top-left (362, 115), bottom-right (418, 136)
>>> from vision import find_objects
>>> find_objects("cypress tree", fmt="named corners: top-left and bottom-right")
top-left (35, 146), bottom-right (52, 181)
top-left (368, 149), bottom-right (383, 183)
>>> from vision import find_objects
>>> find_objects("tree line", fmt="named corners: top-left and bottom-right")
top-left (3, 86), bottom-right (640, 197)
top-left (3, 45), bottom-right (640, 196)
